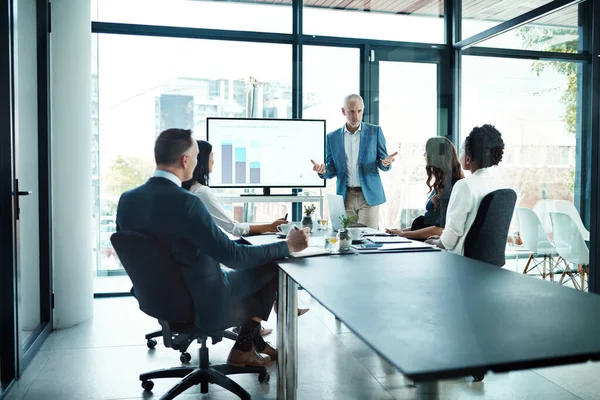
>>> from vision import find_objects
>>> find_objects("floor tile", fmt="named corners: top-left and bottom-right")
top-left (533, 361), bottom-right (600, 400)
top-left (7, 294), bottom-right (599, 400)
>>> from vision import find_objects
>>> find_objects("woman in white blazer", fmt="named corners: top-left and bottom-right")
top-left (426, 124), bottom-right (507, 255)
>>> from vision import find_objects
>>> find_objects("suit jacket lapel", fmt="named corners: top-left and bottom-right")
top-left (335, 128), bottom-right (347, 173)
top-left (358, 124), bottom-right (370, 163)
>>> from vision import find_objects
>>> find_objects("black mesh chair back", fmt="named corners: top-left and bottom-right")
top-left (464, 189), bottom-right (517, 267)
top-left (110, 230), bottom-right (194, 323)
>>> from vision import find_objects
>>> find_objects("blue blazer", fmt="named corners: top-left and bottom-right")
top-left (320, 123), bottom-right (391, 206)
top-left (116, 177), bottom-right (289, 331)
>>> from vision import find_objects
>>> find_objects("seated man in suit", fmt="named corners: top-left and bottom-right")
top-left (116, 128), bottom-right (310, 367)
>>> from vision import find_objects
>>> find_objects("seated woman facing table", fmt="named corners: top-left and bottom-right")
top-left (386, 136), bottom-right (464, 241)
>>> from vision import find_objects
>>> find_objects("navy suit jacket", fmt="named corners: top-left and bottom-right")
top-left (320, 123), bottom-right (391, 206)
top-left (116, 177), bottom-right (289, 330)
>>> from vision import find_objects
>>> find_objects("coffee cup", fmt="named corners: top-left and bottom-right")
top-left (277, 223), bottom-right (296, 235)
top-left (347, 227), bottom-right (364, 239)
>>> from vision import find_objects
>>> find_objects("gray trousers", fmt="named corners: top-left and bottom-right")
top-left (344, 190), bottom-right (380, 229)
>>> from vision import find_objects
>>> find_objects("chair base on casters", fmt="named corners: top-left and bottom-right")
top-left (140, 337), bottom-right (269, 400)
top-left (145, 329), bottom-right (162, 349)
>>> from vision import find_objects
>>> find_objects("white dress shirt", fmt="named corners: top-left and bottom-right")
top-left (152, 170), bottom-right (182, 187)
top-left (190, 183), bottom-right (250, 237)
top-left (344, 123), bottom-right (361, 187)
top-left (440, 167), bottom-right (506, 255)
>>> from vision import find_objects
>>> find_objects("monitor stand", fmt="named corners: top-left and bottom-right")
top-left (240, 187), bottom-right (299, 196)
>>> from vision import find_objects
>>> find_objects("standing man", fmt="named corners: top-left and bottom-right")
top-left (311, 94), bottom-right (397, 229)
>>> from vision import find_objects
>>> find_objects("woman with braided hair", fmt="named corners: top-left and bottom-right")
top-left (386, 137), bottom-right (464, 241)
top-left (426, 124), bottom-right (507, 254)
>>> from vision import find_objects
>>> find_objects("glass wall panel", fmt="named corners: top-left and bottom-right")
top-left (302, 45), bottom-right (360, 225)
top-left (462, 56), bottom-right (581, 284)
top-left (462, 0), bottom-right (554, 38)
top-left (303, 0), bottom-right (444, 43)
top-left (95, 0), bottom-right (292, 33)
top-left (473, 4), bottom-right (580, 53)
top-left (94, 34), bottom-right (291, 292)
top-left (378, 61), bottom-right (438, 230)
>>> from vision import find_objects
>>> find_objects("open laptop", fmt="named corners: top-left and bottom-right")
top-left (326, 193), bottom-right (346, 231)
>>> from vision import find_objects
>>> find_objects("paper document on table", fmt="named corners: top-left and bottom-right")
top-left (290, 246), bottom-right (330, 258)
top-left (367, 236), bottom-right (411, 244)
top-left (379, 242), bottom-right (437, 251)
top-left (360, 228), bottom-right (384, 235)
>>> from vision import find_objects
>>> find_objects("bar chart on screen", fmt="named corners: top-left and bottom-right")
top-left (208, 118), bottom-right (326, 188)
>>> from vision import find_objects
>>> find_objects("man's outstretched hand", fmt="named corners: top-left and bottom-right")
top-left (382, 152), bottom-right (398, 167)
top-left (311, 159), bottom-right (325, 175)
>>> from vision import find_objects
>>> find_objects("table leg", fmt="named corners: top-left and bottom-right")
top-left (286, 275), bottom-right (298, 399)
top-left (416, 381), bottom-right (439, 400)
top-left (277, 270), bottom-right (288, 400)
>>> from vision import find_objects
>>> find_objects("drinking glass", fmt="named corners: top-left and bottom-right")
top-left (317, 218), bottom-right (328, 230)
top-left (325, 230), bottom-right (339, 251)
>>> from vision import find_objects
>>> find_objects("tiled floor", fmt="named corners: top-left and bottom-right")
top-left (5, 291), bottom-right (599, 400)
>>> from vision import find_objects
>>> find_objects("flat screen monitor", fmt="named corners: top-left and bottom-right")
top-left (206, 117), bottom-right (326, 189)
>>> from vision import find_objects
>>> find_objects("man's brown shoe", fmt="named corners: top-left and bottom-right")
top-left (227, 347), bottom-right (271, 367)
top-left (257, 342), bottom-right (277, 361)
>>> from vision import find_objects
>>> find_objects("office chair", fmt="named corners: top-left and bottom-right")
top-left (111, 230), bottom-right (269, 400)
top-left (464, 189), bottom-right (517, 267)
top-left (463, 189), bottom-right (517, 382)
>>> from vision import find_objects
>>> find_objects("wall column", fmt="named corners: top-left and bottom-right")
top-left (51, 0), bottom-right (93, 328)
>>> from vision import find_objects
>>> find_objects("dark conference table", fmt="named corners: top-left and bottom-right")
top-left (244, 235), bottom-right (600, 399)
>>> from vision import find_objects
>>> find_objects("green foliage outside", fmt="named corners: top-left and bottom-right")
top-left (103, 155), bottom-right (154, 198)
top-left (517, 25), bottom-right (578, 194)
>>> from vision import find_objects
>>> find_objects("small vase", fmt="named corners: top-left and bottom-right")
top-left (338, 229), bottom-right (353, 251)
top-left (301, 215), bottom-right (313, 230)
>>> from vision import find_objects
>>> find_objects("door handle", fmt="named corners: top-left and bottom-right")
top-left (13, 179), bottom-right (32, 220)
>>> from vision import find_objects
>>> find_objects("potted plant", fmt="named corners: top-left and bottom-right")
top-left (338, 215), bottom-right (357, 251)
top-left (302, 204), bottom-right (316, 230)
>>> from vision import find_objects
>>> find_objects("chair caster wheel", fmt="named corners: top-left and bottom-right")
top-left (473, 375), bottom-right (484, 382)
top-left (180, 352), bottom-right (192, 363)
top-left (142, 380), bottom-right (154, 391)
top-left (258, 372), bottom-right (270, 383)
top-left (146, 339), bottom-right (157, 349)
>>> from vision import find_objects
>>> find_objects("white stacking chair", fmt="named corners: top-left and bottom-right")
top-left (549, 212), bottom-right (590, 291)
top-left (532, 199), bottom-right (557, 235)
top-left (553, 200), bottom-right (590, 241)
top-left (516, 207), bottom-right (559, 281)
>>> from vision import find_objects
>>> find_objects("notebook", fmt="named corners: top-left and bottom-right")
top-left (367, 236), bottom-right (411, 244)
top-left (290, 246), bottom-right (330, 258)
top-left (352, 241), bottom-right (439, 253)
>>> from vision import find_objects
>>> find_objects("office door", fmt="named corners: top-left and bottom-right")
top-left (0, 0), bottom-right (17, 393)
top-left (12, 0), bottom-right (52, 374)
top-left (367, 48), bottom-right (442, 231)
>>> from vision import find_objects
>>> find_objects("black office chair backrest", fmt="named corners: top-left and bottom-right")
top-left (111, 230), bottom-right (195, 323)
top-left (463, 188), bottom-right (517, 267)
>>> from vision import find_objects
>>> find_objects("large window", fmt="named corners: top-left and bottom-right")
top-left (93, 0), bottom-right (292, 33)
top-left (90, 0), bottom-right (596, 294)
top-left (462, 0), bottom-right (556, 38)
top-left (378, 61), bottom-right (439, 230)
top-left (461, 55), bottom-right (578, 211)
top-left (302, 45), bottom-right (360, 223)
top-left (303, 0), bottom-right (444, 43)
top-left (472, 4), bottom-right (580, 53)
top-left (94, 34), bottom-right (292, 291)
